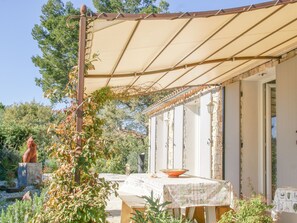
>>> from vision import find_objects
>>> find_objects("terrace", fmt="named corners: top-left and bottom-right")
top-left (76, 0), bottom-right (297, 222)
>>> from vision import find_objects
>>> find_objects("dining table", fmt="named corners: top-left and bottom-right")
top-left (119, 173), bottom-right (235, 223)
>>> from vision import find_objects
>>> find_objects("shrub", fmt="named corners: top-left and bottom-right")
top-left (0, 191), bottom-right (45, 223)
top-left (32, 72), bottom-right (118, 223)
top-left (0, 147), bottom-right (20, 181)
top-left (0, 102), bottom-right (62, 166)
top-left (132, 192), bottom-right (193, 223)
top-left (218, 195), bottom-right (273, 223)
top-left (43, 158), bottom-right (58, 173)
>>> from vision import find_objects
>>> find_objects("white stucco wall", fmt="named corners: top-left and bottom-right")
top-left (276, 55), bottom-right (297, 223)
top-left (173, 105), bottom-right (184, 169)
top-left (224, 81), bottom-right (241, 196)
top-left (276, 56), bottom-right (297, 187)
top-left (184, 103), bottom-right (199, 176)
top-left (155, 115), bottom-right (167, 172)
top-left (149, 89), bottom-right (221, 180)
top-left (149, 116), bottom-right (156, 173)
top-left (241, 81), bottom-right (259, 196)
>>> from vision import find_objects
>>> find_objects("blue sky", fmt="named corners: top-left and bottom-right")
top-left (0, 0), bottom-right (265, 106)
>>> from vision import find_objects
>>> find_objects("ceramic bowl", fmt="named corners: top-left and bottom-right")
top-left (160, 169), bottom-right (188, 178)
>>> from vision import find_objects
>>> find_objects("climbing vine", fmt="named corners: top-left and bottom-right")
top-left (33, 65), bottom-right (118, 223)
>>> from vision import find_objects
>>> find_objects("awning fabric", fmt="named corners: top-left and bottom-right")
top-left (84, 0), bottom-right (297, 95)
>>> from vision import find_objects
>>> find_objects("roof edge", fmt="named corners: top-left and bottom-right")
top-left (90, 0), bottom-right (297, 21)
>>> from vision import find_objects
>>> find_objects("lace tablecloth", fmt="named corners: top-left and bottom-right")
top-left (273, 187), bottom-right (297, 214)
top-left (119, 173), bottom-right (234, 209)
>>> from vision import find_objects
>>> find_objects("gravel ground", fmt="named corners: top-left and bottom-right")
top-left (0, 182), bottom-right (40, 211)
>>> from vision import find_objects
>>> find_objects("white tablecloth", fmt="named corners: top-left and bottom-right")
top-left (273, 187), bottom-right (297, 214)
top-left (119, 173), bottom-right (234, 208)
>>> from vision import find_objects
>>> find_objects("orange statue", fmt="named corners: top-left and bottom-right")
top-left (22, 137), bottom-right (37, 163)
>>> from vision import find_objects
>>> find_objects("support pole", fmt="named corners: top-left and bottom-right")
top-left (75, 5), bottom-right (87, 184)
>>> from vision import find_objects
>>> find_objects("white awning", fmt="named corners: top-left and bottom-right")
top-left (84, 0), bottom-right (297, 95)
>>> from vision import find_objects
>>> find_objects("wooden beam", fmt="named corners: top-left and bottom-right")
top-left (75, 5), bottom-right (87, 184)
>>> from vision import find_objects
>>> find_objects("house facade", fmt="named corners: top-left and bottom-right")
top-left (146, 86), bottom-right (223, 179)
top-left (146, 50), bottom-right (297, 222)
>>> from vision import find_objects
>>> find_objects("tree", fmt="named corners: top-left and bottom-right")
top-left (32, 0), bottom-right (168, 103)
top-left (0, 102), bottom-right (5, 111)
top-left (92, 0), bottom-right (169, 13)
top-left (32, 0), bottom-right (79, 103)
top-left (0, 102), bottom-right (5, 124)
top-left (97, 95), bottom-right (166, 173)
top-left (32, 0), bottom-right (169, 173)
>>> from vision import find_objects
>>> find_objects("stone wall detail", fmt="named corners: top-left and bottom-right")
top-left (211, 89), bottom-right (223, 180)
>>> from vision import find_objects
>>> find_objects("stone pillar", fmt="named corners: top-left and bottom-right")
top-left (18, 163), bottom-right (42, 187)
top-left (211, 89), bottom-right (223, 180)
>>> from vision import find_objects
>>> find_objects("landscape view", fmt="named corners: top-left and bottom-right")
top-left (1, 0), bottom-right (297, 222)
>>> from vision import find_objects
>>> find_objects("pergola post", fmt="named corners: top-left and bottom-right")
top-left (75, 5), bottom-right (87, 184)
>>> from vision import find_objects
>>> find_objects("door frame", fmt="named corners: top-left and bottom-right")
top-left (265, 83), bottom-right (276, 203)
top-left (255, 71), bottom-right (276, 197)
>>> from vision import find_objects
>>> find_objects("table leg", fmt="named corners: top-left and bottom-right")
top-left (187, 207), bottom-right (195, 220)
top-left (173, 208), bottom-right (180, 218)
top-left (205, 207), bottom-right (216, 223)
top-left (121, 201), bottom-right (131, 223)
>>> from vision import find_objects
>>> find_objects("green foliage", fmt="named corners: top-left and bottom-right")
top-left (97, 93), bottom-right (166, 174)
top-left (0, 124), bottom-right (31, 151)
top-left (32, 0), bottom-right (168, 103)
top-left (0, 101), bottom-right (60, 167)
top-left (43, 158), bottom-right (58, 173)
top-left (92, 0), bottom-right (169, 13)
top-left (0, 102), bottom-right (5, 111)
top-left (218, 195), bottom-right (273, 223)
top-left (32, 0), bottom-right (79, 103)
top-left (0, 191), bottom-right (45, 223)
top-left (0, 147), bottom-right (20, 181)
top-left (132, 192), bottom-right (192, 223)
top-left (97, 134), bottom-right (148, 174)
top-left (0, 103), bottom-right (5, 124)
